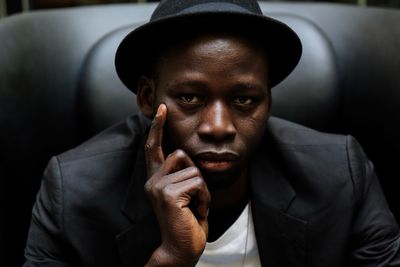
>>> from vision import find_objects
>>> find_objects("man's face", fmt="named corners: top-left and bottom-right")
top-left (141, 33), bottom-right (270, 190)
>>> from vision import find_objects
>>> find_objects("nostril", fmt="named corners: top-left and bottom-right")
top-left (198, 121), bottom-right (236, 141)
top-left (197, 102), bottom-right (236, 141)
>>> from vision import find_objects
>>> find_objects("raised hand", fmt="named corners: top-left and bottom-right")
top-left (144, 104), bottom-right (211, 267)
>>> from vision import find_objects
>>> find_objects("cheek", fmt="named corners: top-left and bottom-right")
top-left (164, 103), bottom-right (199, 146)
top-left (236, 107), bottom-right (269, 147)
top-left (237, 117), bottom-right (267, 140)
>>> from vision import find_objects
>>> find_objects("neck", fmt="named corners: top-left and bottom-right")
top-left (207, 169), bottom-right (249, 242)
top-left (209, 168), bottom-right (248, 211)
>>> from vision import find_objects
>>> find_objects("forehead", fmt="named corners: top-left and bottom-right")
top-left (152, 32), bottom-right (269, 94)
top-left (153, 31), bottom-right (269, 81)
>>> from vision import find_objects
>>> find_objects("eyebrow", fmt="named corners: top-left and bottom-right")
top-left (165, 80), bottom-right (267, 92)
top-left (232, 83), bottom-right (267, 91)
top-left (165, 80), bottom-right (208, 92)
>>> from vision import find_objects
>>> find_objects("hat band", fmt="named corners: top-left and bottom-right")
top-left (178, 2), bottom-right (255, 16)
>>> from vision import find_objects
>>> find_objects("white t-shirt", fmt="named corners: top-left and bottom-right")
top-left (196, 203), bottom-right (262, 267)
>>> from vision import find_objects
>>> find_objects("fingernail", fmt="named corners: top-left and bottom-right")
top-left (156, 105), bottom-right (163, 117)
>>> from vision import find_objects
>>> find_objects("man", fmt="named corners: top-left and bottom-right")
top-left (24, 0), bottom-right (400, 266)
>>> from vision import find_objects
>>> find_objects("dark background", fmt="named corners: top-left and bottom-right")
top-left (2, 0), bottom-right (400, 15)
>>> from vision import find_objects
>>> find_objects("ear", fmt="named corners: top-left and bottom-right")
top-left (136, 76), bottom-right (155, 119)
top-left (266, 88), bottom-right (272, 118)
top-left (267, 87), bottom-right (272, 118)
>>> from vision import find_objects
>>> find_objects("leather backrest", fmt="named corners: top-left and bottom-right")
top-left (261, 4), bottom-right (400, 221)
top-left (0, 4), bottom-right (156, 265)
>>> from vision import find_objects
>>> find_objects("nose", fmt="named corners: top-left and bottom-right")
top-left (198, 101), bottom-right (236, 142)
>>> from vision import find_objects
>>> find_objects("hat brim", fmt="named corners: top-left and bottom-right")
top-left (115, 11), bottom-right (302, 93)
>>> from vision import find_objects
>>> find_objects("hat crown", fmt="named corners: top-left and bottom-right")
top-left (151, 0), bottom-right (262, 21)
top-left (116, 0), bottom-right (302, 93)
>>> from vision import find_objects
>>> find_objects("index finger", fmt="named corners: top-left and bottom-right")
top-left (145, 104), bottom-right (167, 177)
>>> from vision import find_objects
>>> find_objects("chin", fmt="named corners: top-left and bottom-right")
top-left (201, 168), bottom-right (243, 191)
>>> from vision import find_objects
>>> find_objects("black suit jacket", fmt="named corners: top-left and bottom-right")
top-left (24, 115), bottom-right (400, 267)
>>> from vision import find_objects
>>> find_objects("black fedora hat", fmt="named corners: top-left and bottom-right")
top-left (115, 0), bottom-right (302, 93)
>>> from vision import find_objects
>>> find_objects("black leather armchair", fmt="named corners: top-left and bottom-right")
top-left (1, 3), bottom-right (400, 266)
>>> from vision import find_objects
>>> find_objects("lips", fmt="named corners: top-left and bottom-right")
top-left (194, 151), bottom-right (238, 172)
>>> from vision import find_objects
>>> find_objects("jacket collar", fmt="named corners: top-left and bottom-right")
top-left (121, 143), bottom-right (152, 224)
top-left (249, 139), bottom-right (296, 212)
top-left (121, 114), bottom-right (154, 224)
top-left (118, 128), bottom-right (162, 267)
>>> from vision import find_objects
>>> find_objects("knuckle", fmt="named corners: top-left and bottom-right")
top-left (145, 181), bottom-right (169, 202)
top-left (161, 184), bottom-right (175, 200)
top-left (205, 190), bottom-right (211, 202)
top-left (144, 141), bottom-right (155, 152)
top-left (174, 149), bottom-right (187, 159)
top-left (166, 149), bottom-right (189, 162)
top-left (144, 177), bottom-right (162, 194)
top-left (153, 181), bottom-right (165, 193)
top-left (188, 166), bottom-right (201, 176)
top-left (194, 176), bottom-right (204, 186)
top-left (150, 116), bottom-right (159, 127)
top-left (144, 180), bottom-right (153, 194)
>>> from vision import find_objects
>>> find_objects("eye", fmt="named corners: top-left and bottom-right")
top-left (233, 96), bottom-right (253, 105)
top-left (179, 94), bottom-right (201, 104)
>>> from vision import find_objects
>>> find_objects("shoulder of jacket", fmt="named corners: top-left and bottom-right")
top-left (267, 116), bottom-right (346, 148)
top-left (57, 113), bottom-right (149, 164)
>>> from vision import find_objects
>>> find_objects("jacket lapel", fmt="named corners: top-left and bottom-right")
top-left (116, 144), bottom-right (161, 267)
top-left (249, 139), bottom-right (307, 267)
top-left (116, 215), bottom-right (161, 267)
